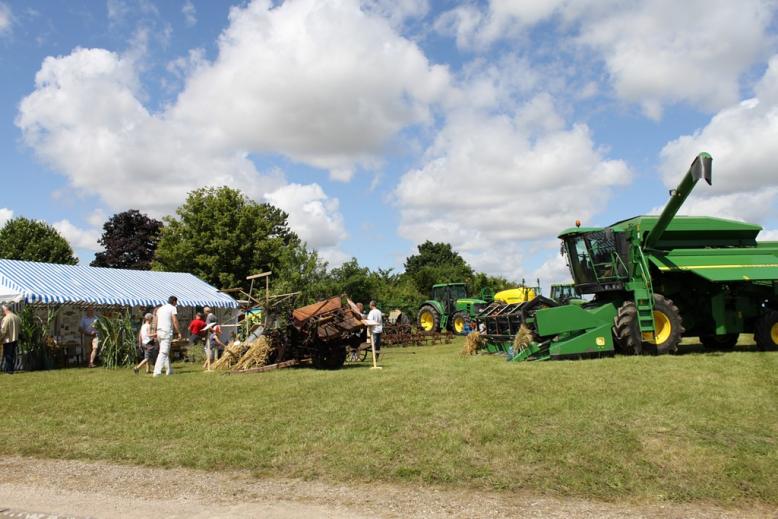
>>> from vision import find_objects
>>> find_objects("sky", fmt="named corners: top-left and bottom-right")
top-left (1, 0), bottom-right (777, 287)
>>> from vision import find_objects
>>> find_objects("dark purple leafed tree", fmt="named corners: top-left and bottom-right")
top-left (91, 210), bottom-right (163, 270)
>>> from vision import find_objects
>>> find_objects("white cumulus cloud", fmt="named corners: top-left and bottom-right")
top-left (395, 98), bottom-right (631, 279)
top-left (264, 183), bottom-right (347, 251)
top-left (658, 54), bottom-right (778, 225)
top-left (53, 219), bottom-right (101, 252)
top-left (0, 208), bottom-right (13, 227)
top-left (171, 0), bottom-right (450, 181)
top-left (17, 0), bottom-right (455, 260)
top-left (436, 0), bottom-right (776, 118)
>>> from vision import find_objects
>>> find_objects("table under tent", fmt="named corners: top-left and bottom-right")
top-left (0, 259), bottom-right (239, 371)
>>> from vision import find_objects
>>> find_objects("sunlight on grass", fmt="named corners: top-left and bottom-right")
top-left (2, 338), bottom-right (777, 505)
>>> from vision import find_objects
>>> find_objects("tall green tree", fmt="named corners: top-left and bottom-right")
top-left (153, 186), bottom-right (308, 291)
top-left (0, 217), bottom-right (78, 264)
top-left (328, 258), bottom-right (376, 304)
top-left (91, 210), bottom-right (163, 269)
top-left (403, 241), bottom-right (474, 295)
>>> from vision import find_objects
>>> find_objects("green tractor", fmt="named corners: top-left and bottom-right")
top-left (549, 283), bottom-right (582, 305)
top-left (417, 283), bottom-right (490, 334)
top-left (512, 152), bottom-right (778, 361)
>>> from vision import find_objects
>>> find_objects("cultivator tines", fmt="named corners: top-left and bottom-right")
top-left (383, 323), bottom-right (413, 345)
top-left (478, 301), bottom-right (526, 353)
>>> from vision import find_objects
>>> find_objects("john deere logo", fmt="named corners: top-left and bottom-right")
top-left (595, 336), bottom-right (606, 347)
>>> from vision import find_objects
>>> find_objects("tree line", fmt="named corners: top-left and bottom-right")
top-left (0, 186), bottom-right (516, 313)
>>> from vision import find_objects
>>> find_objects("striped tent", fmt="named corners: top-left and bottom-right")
top-left (0, 259), bottom-right (238, 308)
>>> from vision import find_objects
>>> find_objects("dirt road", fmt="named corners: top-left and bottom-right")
top-left (0, 457), bottom-right (773, 518)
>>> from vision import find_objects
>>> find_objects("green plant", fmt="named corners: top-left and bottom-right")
top-left (18, 306), bottom-right (58, 371)
top-left (94, 312), bottom-right (138, 368)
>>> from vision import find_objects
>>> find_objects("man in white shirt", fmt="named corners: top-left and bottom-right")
top-left (367, 300), bottom-right (383, 361)
top-left (153, 296), bottom-right (181, 377)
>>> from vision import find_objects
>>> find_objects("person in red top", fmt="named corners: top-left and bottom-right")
top-left (188, 313), bottom-right (206, 345)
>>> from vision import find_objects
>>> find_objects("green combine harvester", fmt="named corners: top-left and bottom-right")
top-left (503, 152), bottom-right (778, 361)
top-left (417, 283), bottom-right (490, 333)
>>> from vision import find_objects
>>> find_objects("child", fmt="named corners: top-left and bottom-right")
top-left (133, 313), bottom-right (157, 374)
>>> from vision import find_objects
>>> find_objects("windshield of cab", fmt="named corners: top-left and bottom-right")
top-left (450, 285), bottom-right (467, 300)
top-left (564, 231), bottom-right (627, 287)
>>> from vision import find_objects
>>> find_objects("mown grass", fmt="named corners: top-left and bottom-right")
top-left (1, 339), bottom-right (777, 506)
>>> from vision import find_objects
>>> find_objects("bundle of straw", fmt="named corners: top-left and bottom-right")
top-left (233, 336), bottom-right (273, 371)
top-left (210, 340), bottom-right (248, 371)
top-left (513, 324), bottom-right (533, 352)
top-left (462, 331), bottom-right (484, 355)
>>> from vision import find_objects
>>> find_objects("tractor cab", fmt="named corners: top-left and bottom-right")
top-left (559, 228), bottom-right (630, 294)
top-left (549, 283), bottom-right (581, 305)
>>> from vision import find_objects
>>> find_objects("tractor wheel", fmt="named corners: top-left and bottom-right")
top-left (643, 294), bottom-right (684, 355)
top-left (417, 305), bottom-right (440, 332)
top-left (700, 333), bottom-right (738, 350)
top-left (451, 311), bottom-right (467, 334)
top-left (614, 301), bottom-right (642, 355)
top-left (754, 310), bottom-right (778, 351)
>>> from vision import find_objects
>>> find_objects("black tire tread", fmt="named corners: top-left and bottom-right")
top-left (417, 305), bottom-right (440, 332)
top-left (645, 294), bottom-right (684, 355)
top-left (755, 310), bottom-right (778, 351)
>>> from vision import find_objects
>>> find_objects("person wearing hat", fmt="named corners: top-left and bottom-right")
top-left (133, 313), bottom-right (158, 374)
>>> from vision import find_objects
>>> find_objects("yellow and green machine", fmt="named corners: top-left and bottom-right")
top-left (492, 152), bottom-right (778, 361)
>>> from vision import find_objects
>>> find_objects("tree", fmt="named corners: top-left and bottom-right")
top-left (153, 186), bottom-right (308, 291)
top-left (403, 241), bottom-right (474, 294)
top-left (0, 217), bottom-right (78, 264)
top-left (328, 258), bottom-right (376, 304)
top-left (91, 210), bottom-right (163, 269)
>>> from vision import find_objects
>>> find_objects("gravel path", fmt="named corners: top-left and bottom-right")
top-left (0, 456), bottom-right (774, 518)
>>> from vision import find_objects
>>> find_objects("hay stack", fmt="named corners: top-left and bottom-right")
top-left (462, 331), bottom-right (484, 355)
top-left (513, 324), bottom-right (533, 352)
top-left (233, 335), bottom-right (272, 371)
top-left (210, 340), bottom-right (248, 371)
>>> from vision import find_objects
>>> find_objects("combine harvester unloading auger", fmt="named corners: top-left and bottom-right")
top-left (482, 152), bottom-right (778, 361)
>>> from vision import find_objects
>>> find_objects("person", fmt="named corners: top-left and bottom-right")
top-left (204, 306), bottom-right (217, 327)
top-left (367, 300), bottom-right (383, 361)
top-left (478, 320), bottom-right (487, 335)
top-left (203, 320), bottom-right (226, 370)
top-left (153, 296), bottom-right (181, 377)
top-left (0, 305), bottom-right (21, 374)
top-left (188, 312), bottom-right (206, 344)
top-left (133, 313), bottom-right (157, 374)
top-left (80, 306), bottom-right (99, 368)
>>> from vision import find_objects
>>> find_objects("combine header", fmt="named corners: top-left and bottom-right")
top-left (501, 153), bottom-right (778, 360)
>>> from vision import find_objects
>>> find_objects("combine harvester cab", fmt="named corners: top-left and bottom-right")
top-left (512, 152), bottom-right (778, 361)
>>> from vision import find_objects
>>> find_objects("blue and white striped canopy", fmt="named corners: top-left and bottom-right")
top-left (0, 259), bottom-right (238, 308)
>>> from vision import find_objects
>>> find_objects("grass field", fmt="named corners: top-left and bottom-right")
top-left (1, 338), bottom-right (777, 506)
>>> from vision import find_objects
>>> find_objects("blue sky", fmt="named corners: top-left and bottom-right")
top-left (1, 0), bottom-right (777, 286)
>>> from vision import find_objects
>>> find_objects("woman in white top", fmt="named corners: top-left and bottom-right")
top-left (133, 313), bottom-right (157, 374)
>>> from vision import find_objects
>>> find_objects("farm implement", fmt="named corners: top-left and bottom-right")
top-left (486, 153), bottom-right (778, 361)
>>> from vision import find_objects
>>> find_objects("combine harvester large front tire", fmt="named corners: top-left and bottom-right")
top-left (643, 294), bottom-right (683, 355)
top-left (614, 301), bottom-right (642, 355)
